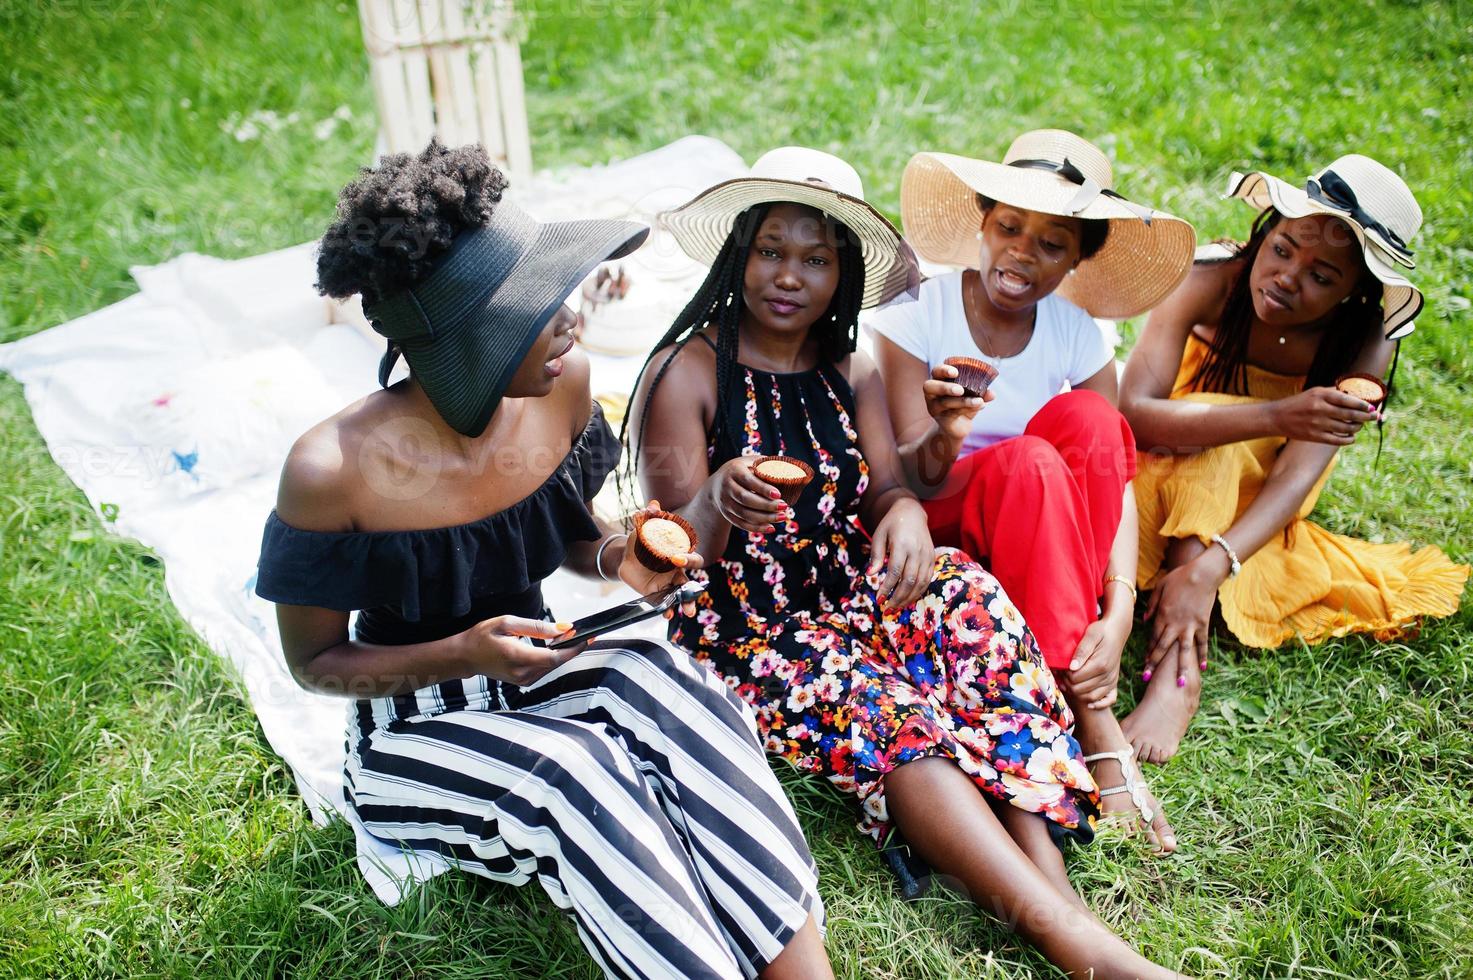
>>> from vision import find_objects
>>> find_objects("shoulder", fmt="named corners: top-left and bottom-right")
top-left (645, 334), bottom-right (717, 396)
top-left (836, 349), bottom-right (889, 411)
top-left (926, 269), bottom-right (965, 294)
top-left (631, 335), bottom-right (718, 445)
top-left (1039, 291), bottom-right (1096, 331)
top-left (913, 270), bottom-right (963, 312)
top-left (276, 414), bottom-right (360, 532)
top-left (1173, 257), bottom-right (1240, 327)
top-left (1039, 293), bottom-right (1108, 357)
top-left (869, 271), bottom-right (956, 324)
top-left (835, 347), bottom-right (874, 384)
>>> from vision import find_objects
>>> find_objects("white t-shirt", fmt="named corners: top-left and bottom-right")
top-left (864, 270), bottom-right (1113, 456)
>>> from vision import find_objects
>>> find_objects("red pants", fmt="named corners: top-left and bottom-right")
top-left (923, 390), bottom-right (1137, 670)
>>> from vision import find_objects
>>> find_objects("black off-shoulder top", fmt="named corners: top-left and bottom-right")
top-left (255, 404), bottom-right (619, 646)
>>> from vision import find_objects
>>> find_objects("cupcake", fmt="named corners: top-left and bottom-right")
top-left (753, 455), bottom-right (815, 505)
top-left (943, 356), bottom-right (999, 398)
top-left (631, 510), bottom-right (699, 572)
top-left (1335, 373), bottom-right (1387, 409)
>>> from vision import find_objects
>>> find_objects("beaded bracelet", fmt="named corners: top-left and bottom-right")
top-left (1210, 533), bottom-right (1242, 578)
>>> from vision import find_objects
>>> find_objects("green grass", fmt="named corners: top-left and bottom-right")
top-left (2, 0), bottom-right (1471, 976)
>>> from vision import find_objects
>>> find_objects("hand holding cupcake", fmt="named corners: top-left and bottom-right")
top-left (617, 501), bottom-right (704, 603)
top-left (709, 456), bottom-right (795, 535)
top-left (1335, 373), bottom-right (1388, 413)
top-left (922, 360), bottom-right (995, 446)
top-left (753, 456), bottom-right (815, 505)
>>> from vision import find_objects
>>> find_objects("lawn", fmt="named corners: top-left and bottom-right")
top-left (2, 0), bottom-right (1471, 977)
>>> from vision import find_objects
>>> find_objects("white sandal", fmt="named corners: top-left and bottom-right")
top-left (1084, 745), bottom-right (1155, 827)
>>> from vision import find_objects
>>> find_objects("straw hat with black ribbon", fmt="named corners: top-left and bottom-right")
top-left (660, 146), bottom-right (920, 309)
top-left (361, 200), bottom-right (648, 437)
top-left (1225, 154), bottom-right (1424, 339)
top-left (900, 129), bottom-right (1197, 319)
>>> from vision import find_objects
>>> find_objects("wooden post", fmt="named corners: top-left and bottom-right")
top-left (357, 0), bottom-right (533, 178)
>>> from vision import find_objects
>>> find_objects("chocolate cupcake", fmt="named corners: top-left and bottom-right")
top-left (753, 455), bottom-right (815, 505)
top-left (1335, 372), bottom-right (1388, 409)
top-left (631, 510), bottom-right (699, 572)
top-left (943, 356), bottom-right (999, 398)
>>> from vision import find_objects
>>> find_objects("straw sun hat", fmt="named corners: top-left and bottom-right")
top-left (1226, 154), bottom-right (1424, 339)
top-left (900, 129), bottom-right (1196, 319)
top-left (660, 146), bottom-right (920, 309)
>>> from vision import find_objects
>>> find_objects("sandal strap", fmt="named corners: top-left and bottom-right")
top-left (1082, 746), bottom-right (1135, 764)
top-left (1084, 746), bottom-right (1154, 824)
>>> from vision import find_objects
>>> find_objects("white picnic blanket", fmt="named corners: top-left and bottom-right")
top-left (0, 136), bottom-right (748, 903)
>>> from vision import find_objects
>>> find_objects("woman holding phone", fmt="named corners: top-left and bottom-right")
top-left (255, 140), bottom-right (831, 980)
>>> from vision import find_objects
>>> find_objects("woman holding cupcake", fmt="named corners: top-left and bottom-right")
top-left (629, 147), bottom-right (1186, 980)
top-left (867, 130), bottom-right (1195, 843)
top-left (255, 141), bottom-right (833, 980)
top-left (1118, 154), bottom-right (1469, 762)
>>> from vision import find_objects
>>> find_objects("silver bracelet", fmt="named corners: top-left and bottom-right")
top-left (595, 533), bottom-right (627, 583)
top-left (1210, 533), bottom-right (1241, 579)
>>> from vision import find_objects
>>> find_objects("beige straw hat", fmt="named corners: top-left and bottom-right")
top-left (900, 129), bottom-right (1196, 319)
top-left (660, 146), bottom-right (920, 309)
top-left (1226, 154), bottom-right (1423, 339)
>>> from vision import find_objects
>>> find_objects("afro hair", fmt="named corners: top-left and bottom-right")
top-left (316, 139), bottom-right (509, 304)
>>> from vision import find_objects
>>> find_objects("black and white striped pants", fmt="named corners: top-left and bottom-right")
top-left (345, 639), bottom-right (824, 979)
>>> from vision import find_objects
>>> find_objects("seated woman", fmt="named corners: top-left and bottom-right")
top-left (630, 146), bottom-right (1186, 980)
top-left (867, 130), bottom-right (1195, 845)
top-left (1119, 154), bottom-right (1469, 762)
top-left (255, 141), bottom-right (831, 980)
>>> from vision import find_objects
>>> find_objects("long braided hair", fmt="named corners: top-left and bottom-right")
top-left (619, 202), bottom-right (867, 500)
top-left (1190, 207), bottom-right (1390, 400)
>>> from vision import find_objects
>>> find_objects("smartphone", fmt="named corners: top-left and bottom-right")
top-left (533, 581), bottom-right (706, 650)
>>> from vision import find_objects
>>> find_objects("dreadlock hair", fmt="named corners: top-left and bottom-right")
top-left (618, 202), bottom-right (867, 505)
top-left (1190, 207), bottom-right (1394, 456)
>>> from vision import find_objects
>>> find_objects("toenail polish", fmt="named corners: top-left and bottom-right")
top-left (1177, 676), bottom-right (1186, 688)
top-left (1142, 669), bottom-right (1152, 682)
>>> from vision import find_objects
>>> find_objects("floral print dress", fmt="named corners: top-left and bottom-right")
top-left (668, 353), bottom-right (1099, 846)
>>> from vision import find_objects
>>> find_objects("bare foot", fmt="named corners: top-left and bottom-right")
top-left (1121, 669), bottom-right (1200, 764)
top-left (1088, 750), bottom-right (1178, 855)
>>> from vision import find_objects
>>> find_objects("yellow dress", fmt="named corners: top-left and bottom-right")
top-left (1135, 334), bottom-right (1468, 648)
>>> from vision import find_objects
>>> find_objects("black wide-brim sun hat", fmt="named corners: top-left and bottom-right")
top-left (362, 200), bottom-right (649, 436)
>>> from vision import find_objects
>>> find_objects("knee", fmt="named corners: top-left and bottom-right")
top-left (595, 639), bottom-right (754, 729)
top-left (1029, 389), bottom-right (1135, 458)
top-left (524, 723), bottom-right (640, 805)
top-left (998, 434), bottom-right (1070, 486)
top-left (592, 640), bottom-right (711, 698)
top-left (932, 548), bottom-right (1004, 596)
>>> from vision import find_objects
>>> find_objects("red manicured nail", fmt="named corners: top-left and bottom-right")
top-left (769, 489), bottom-right (781, 499)
top-left (1177, 676), bottom-right (1186, 688)
top-left (1200, 659), bottom-right (1208, 670)
top-left (1142, 669), bottom-right (1152, 682)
